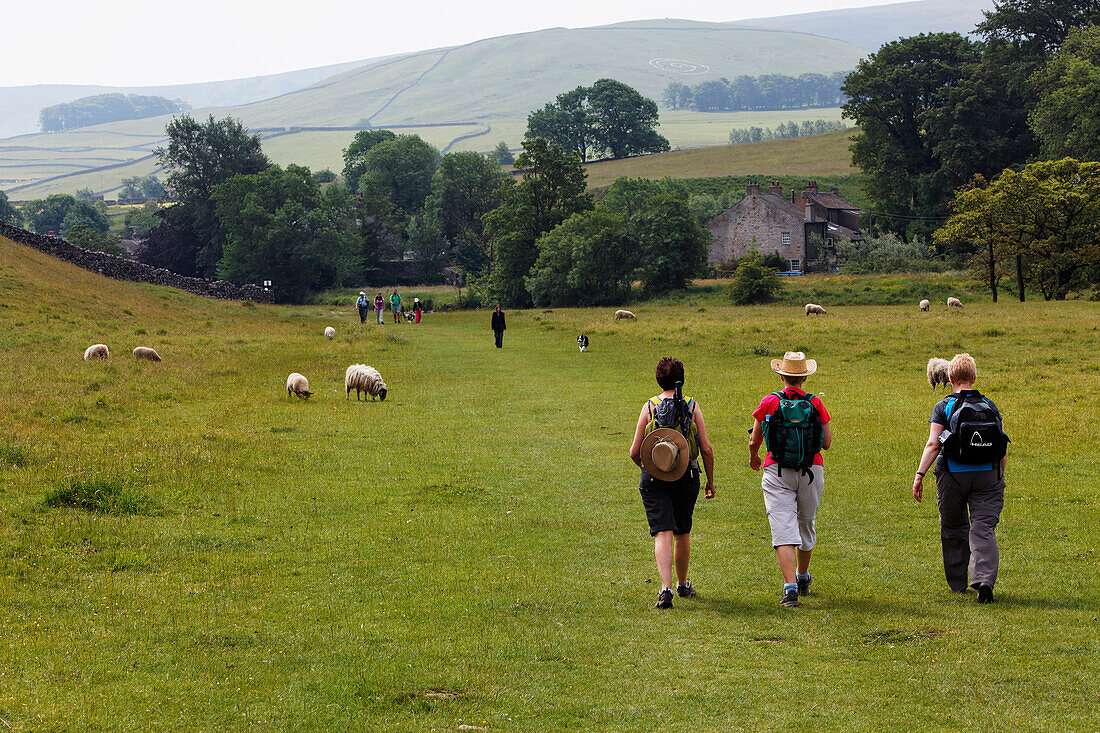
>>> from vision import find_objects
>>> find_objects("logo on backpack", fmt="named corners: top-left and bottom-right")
top-left (939, 392), bottom-right (1009, 465)
top-left (763, 391), bottom-right (822, 473)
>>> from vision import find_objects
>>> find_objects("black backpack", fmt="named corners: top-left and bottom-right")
top-left (939, 391), bottom-right (1009, 465)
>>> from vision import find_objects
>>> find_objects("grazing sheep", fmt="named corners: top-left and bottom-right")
top-left (132, 347), bottom-right (161, 362)
top-left (805, 303), bottom-right (827, 315)
top-left (614, 310), bottom-right (636, 320)
top-left (286, 373), bottom-right (313, 400)
top-left (927, 358), bottom-right (950, 391)
top-left (83, 344), bottom-right (109, 361)
top-left (324, 326), bottom-right (336, 340)
top-left (345, 364), bottom-right (387, 401)
top-left (947, 297), bottom-right (963, 309)
top-left (919, 299), bottom-right (930, 312)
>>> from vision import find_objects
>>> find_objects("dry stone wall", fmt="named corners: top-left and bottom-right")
top-left (1, 221), bottom-right (274, 303)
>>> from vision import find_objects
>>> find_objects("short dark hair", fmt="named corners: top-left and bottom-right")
top-left (655, 357), bottom-right (685, 390)
top-left (782, 375), bottom-right (807, 386)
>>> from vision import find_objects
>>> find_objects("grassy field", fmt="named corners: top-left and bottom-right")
top-left (3, 235), bottom-right (1098, 730)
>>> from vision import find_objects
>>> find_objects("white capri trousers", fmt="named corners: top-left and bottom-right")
top-left (761, 464), bottom-right (825, 550)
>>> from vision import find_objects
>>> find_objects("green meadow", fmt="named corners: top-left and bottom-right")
top-left (2, 235), bottom-right (1099, 731)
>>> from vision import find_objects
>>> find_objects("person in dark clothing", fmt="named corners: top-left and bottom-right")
top-left (355, 291), bottom-right (369, 323)
top-left (491, 305), bottom-right (506, 348)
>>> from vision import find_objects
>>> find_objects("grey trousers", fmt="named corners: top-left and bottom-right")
top-left (934, 466), bottom-right (1005, 591)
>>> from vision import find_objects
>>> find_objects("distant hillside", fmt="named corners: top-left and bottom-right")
top-left (743, 0), bottom-right (992, 51)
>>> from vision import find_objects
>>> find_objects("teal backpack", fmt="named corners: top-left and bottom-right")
top-left (763, 391), bottom-right (823, 474)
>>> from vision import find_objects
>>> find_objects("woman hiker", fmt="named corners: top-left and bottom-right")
top-left (629, 357), bottom-right (716, 609)
top-left (374, 292), bottom-right (385, 324)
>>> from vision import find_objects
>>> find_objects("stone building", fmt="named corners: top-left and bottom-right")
top-left (706, 180), bottom-right (863, 272)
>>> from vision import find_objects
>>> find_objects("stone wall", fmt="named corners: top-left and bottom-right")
top-left (0, 221), bottom-right (274, 303)
top-left (706, 191), bottom-right (806, 266)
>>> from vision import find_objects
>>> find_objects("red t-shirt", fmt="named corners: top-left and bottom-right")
top-left (752, 387), bottom-right (831, 467)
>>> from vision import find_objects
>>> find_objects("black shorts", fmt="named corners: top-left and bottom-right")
top-left (639, 464), bottom-right (701, 536)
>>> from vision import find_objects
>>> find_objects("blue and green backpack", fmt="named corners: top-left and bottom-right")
top-left (763, 391), bottom-right (823, 474)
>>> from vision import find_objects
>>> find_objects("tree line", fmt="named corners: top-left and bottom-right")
top-left (843, 0), bottom-right (1100, 300)
top-left (39, 94), bottom-right (190, 133)
top-left (728, 119), bottom-right (848, 145)
top-left (663, 72), bottom-right (848, 112)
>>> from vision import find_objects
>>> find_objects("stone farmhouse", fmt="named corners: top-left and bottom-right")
top-left (706, 181), bottom-right (863, 272)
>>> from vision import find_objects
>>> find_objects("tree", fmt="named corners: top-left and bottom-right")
top-left (525, 208), bottom-right (636, 307)
top-left (662, 82), bottom-right (694, 110)
top-left (483, 138), bottom-right (593, 307)
top-left (358, 134), bottom-right (439, 217)
top-left (214, 165), bottom-right (357, 304)
top-left (60, 200), bottom-right (109, 236)
top-left (139, 175), bottom-right (164, 198)
top-left (39, 93), bottom-right (189, 132)
top-left (312, 168), bottom-right (337, 183)
top-left (123, 202), bottom-right (161, 238)
top-left (491, 142), bottom-right (515, 166)
top-left (525, 80), bottom-right (668, 162)
top-left (842, 33), bottom-right (1037, 241)
top-left (24, 194), bottom-right (77, 233)
top-left (154, 114), bottom-right (269, 276)
top-left (0, 190), bottom-right (20, 226)
top-left (977, 0), bottom-right (1100, 53)
top-left (1030, 24), bottom-right (1100, 161)
top-left (341, 129), bottom-right (396, 191)
top-left (728, 254), bottom-right (783, 304)
top-left (74, 188), bottom-right (98, 202)
top-left (119, 176), bottom-right (142, 199)
top-left (66, 225), bottom-right (128, 257)
top-left (935, 158), bottom-right (1100, 300)
top-left (424, 151), bottom-right (507, 273)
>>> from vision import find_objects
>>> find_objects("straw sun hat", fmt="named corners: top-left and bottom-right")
top-left (640, 428), bottom-right (690, 481)
top-left (771, 351), bottom-right (818, 377)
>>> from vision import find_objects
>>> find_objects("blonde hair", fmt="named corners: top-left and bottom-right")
top-left (948, 353), bottom-right (977, 384)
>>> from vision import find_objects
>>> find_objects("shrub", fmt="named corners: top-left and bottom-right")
top-left (837, 232), bottom-right (947, 274)
top-left (44, 477), bottom-right (162, 515)
top-left (728, 254), bottom-right (783, 304)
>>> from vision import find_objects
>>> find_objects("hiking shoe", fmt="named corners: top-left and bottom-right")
top-left (976, 584), bottom-right (994, 604)
top-left (780, 588), bottom-right (800, 608)
top-left (676, 580), bottom-right (697, 598)
top-left (654, 588), bottom-right (673, 609)
top-left (797, 574), bottom-right (812, 596)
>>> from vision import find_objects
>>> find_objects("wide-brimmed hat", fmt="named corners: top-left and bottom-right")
top-left (640, 428), bottom-right (690, 481)
top-left (771, 351), bottom-right (817, 377)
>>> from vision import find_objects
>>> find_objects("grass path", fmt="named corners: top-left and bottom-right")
top-left (1, 236), bottom-right (1098, 730)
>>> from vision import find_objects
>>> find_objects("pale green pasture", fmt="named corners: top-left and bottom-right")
top-left (1, 237), bottom-right (1098, 730)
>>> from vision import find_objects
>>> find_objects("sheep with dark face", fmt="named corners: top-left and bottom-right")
top-left (919, 299), bottom-right (930, 312)
top-left (614, 310), bottom-right (635, 320)
top-left (947, 297), bottom-right (963, 309)
top-left (927, 358), bottom-right (950, 391)
top-left (345, 364), bottom-right (387, 401)
top-left (286, 373), bottom-right (313, 400)
top-left (324, 326), bottom-right (336, 340)
top-left (84, 344), bottom-right (109, 360)
top-left (133, 347), bottom-right (161, 361)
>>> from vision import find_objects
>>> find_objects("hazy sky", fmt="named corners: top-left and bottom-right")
top-left (2, 0), bottom-right (909, 87)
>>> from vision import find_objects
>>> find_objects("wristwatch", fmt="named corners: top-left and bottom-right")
top-left (916, 470), bottom-right (926, 477)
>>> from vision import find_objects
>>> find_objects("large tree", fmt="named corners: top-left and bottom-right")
top-left (0, 190), bottom-right (20, 226)
top-left (525, 79), bottom-right (669, 162)
top-left (424, 151), bottom-right (507, 273)
top-left (1030, 24), bottom-right (1100, 161)
top-left (842, 33), bottom-right (1037, 241)
top-left (483, 138), bottom-right (592, 307)
top-left (214, 165), bottom-right (356, 304)
top-left (341, 129), bottom-right (397, 191)
top-left (357, 134), bottom-right (439, 218)
top-left (153, 114), bottom-right (269, 276)
top-left (525, 208), bottom-right (636, 307)
top-left (977, 0), bottom-right (1100, 53)
top-left (935, 158), bottom-right (1100, 300)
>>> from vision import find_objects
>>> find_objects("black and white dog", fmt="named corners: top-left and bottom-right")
top-left (577, 334), bottom-right (589, 352)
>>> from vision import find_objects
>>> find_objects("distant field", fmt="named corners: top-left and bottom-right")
top-left (583, 128), bottom-right (857, 188)
top-left (2, 234), bottom-right (1097, 730)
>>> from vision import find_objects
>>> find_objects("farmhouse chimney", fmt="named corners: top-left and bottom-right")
top-left (768, 181), bottom-right (782, 196)
top-left (806, 181), bottom-right (819, 194)
top-left (746, 181), bottom-right (760, 196)
top-left (805, 203), bottom-right (816, 223)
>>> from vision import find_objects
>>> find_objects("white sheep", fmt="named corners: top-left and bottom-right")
top-left (927, 358), bottom-right (950, 391)
top-left (286, 373), bottom-right (313, 400)
top-left (947, 297), bottom-right (963, 309)
top-left (345, 364), bottom-right (387, 401)
top-left (83, 344), bottom-right (109, 361)
top-left (805, 303), bottom-right (827, 315)
top-left (919, 299), bottom-right (930, 312)
top-left (324, 326), bottom-right (336, 340)
top-left (614, 310), bottom-right (636, 320)
top-left (132, 347), bottom-right (161, 362)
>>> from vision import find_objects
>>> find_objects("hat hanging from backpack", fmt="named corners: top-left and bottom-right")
top-left (640, 427), bottom-right (690, 481)
top-left (771, 351), bottom-right (817, 378)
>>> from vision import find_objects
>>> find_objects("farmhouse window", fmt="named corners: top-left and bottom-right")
top-left (781, 232), bottom-right (791, 246)
top-left (788, 259), bottom-right (800, 272)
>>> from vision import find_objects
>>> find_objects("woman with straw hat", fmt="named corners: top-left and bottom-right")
top-left (748, 351), bottom-right (832, 608)
top-left (629, 357), bottom-right (716, 609)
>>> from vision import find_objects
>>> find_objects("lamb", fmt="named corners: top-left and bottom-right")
top-left (919, 299), bottom-right (930, 312)
top-left (324, 326), bottom-right (336, 340)
top-left (345, 364), bottom-right (387, 401)
top-left (927, 358), bottom-right (950, 391)
top-left (805, 303), bottom-right (827, 315)
top-left (83, 344), bottom-right (109, 361)
top-left (947, 297), bottom-right (963, 309)
top-left (286, 373), bottom-right (313, 400)
top-left (132, 347), bottom-right (161, 362)
top-left (614, 310), bottom-right (636, 320)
